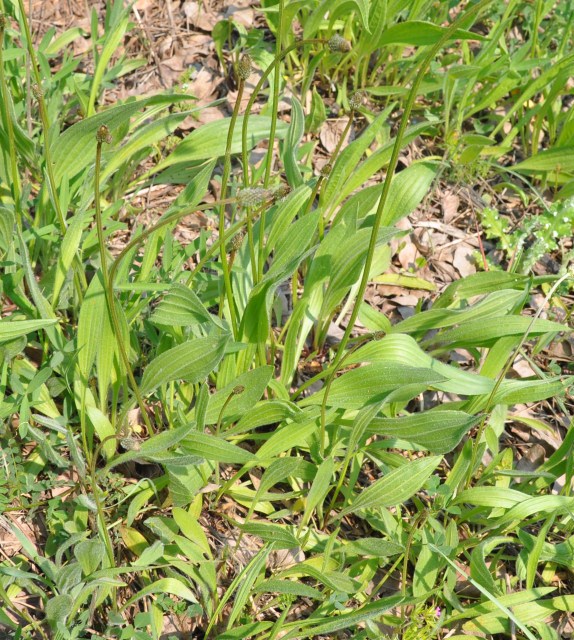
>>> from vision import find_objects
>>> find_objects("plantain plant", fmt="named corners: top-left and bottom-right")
top-left (0, 0), bottom-right (573, 638)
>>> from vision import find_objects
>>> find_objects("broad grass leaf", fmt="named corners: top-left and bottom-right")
top-left (336, 122), bottom-right (431, 203)
top-left (344, 538), bottom-right (403, 557)
top-left (99, 111), bottom-right (199, 184)
top-left (512, 146), bottom-right (574, 174)
top-left (239, 522), bottom-right (299, 549)
top-left (215, 623), bottom-right (273, 640)
top-left (379, 162), bottom-right (437, 226)
top-left (182, 431), bottom-right (255, 464)
top-left (76, 271), bottom-right (109, 384)
top-left (87, 15), bottom-right (130, 115)
top-left (155, 116), bottom-right (288, 170)
top-left (280, 562), bottom-right (359, 593)
top-left (253, 579), bottom-right (321, 599)
top-left (86, 406), bottom-right (116, 459)
top-left (454, 486), bottom-right (526, 509)
top-left (496, 495), bottom-right (574, 526)
top-left (204, 365), bottom-right (273, 424)
top-left (518, 530), bottom-right (574, 569)
top-left (265, 185), bottom-right (312, 258)
top-left (121, 578), bottom-right (197, 611)
top-left (228, 399), bottom-right (302, 436)
top-left (161, 159), bottom-right (216, 217)
top-left (0, 319), bottom-right (58, 344)
top-left (299, 363), bottom-right (446, 409)
top-left (282, 96), bottom-right (305, 187)
top-left (425, 316), bottom-right (567, 347)
top-left (150, 284), bottom-right (216, 328)
top-left (104, 423), bottom-right (198, 472)
top-left (470, 536), bottom-right (513, 596)
top-left (52, 95), bottom-right (189, 183)
top-left (257, 411), bottom-right (322, 459)
top-left (225, 548), bottom-right (269, 631)
top-left (300, 456), bottom-right (334, 528)
top-left (0, 207), bottom-right (14, 258)
top-left (52, 210), bottom-right (88, 306)
top-left (433, 272), bottom-right (540, 308)
top-left (392, 289), bottom-right (525, 334)
top-left (242, 211), bottom-right (320, 343)
top-left (281, 596), bottom-right (405, 639)
top-left (379, 21), bottom-right (487, 46)
top-left (140, 332), bottom-right (229, 395)
top-left (339, 455), bottom-right (441, 517)
top-left (413, 529), bottom-right (443, 596)
top-left (462, 593), bottom-right (571, 635)
top-left (320, 226), bottom-right (398, 321)
top-left (321, 110), bottom-right (390, 209)
top-left (76, 271), bottom-right (128, 407)
top-left (368, 410), bottom-right (481, 454)
top-left (493, 376), bottom-right (571, 406)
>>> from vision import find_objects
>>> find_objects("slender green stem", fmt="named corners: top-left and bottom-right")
top-left (17, 0), bottom-right (66, 232)
top-left (0, 19), bottom-right (22, 226)
top-left (241, 38), bottom-right (324, 190)
top-left (106, 196), bottom-right (259, 429)
top-left (256, 0), bottom-right (285, 280)
top-left (322, 0), bottom-right (494, 417)
top-left (218, 80), bottom-right (245, 338)
top-left (96, 133), bottom-right (154, 435)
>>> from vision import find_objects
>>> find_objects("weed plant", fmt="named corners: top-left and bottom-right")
top-left (0, 0), bottom-right (573, 639)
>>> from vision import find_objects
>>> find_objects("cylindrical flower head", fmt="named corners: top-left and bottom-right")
top-left (226, 230), bottom-right (245, 253)
top-left (328, 34), bottom-right (351, 53)
top-left (270, 183), bottom-right (291, 201)
top-left (238, 53), bottom-right (253, 81)
top-left (237, 187), bottom-right (269, 208)
top-left (349, 90), bottom-right (367, 110)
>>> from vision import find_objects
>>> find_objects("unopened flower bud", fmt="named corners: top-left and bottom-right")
top-left (320, 163), bottom-right (332, 177)
top-left (328, 34), bottom-right (351, 53)
top-left (237, 53), bottom-right (253, 81)
top-left (96, 125), bottom-right (112, 144)
top-left (349, 90), bottom-right (367, 111)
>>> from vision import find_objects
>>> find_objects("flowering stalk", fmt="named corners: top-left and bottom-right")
top-left (318, 0), bottom-right (494, 456)
top-left (217, 54), bottom-right (253, 338)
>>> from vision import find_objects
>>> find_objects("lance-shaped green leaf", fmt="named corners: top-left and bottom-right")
top-left (299, 363), bottom-right (446, 410)
top-left (140, 332), bottom-right (229, 395)
top-left (0, 319), bottom-right (58, 344)
top-left (338, 455), bottom-right (441, 517)
top-left (368, 410), bottom-right (482, 454)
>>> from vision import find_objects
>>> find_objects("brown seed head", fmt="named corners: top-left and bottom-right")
top-left (227, 229), bottom-right (245, 253)
top-left (0, 13), bottom-right (6, 32)
top-left (271, 183), bottom-right (291, 201)
top-left (237, 53), bottom-right (253, 81)
top-left (96, 125), bottom-right (112, 145)
top-left (31, 83), bottom-right (43, 100)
